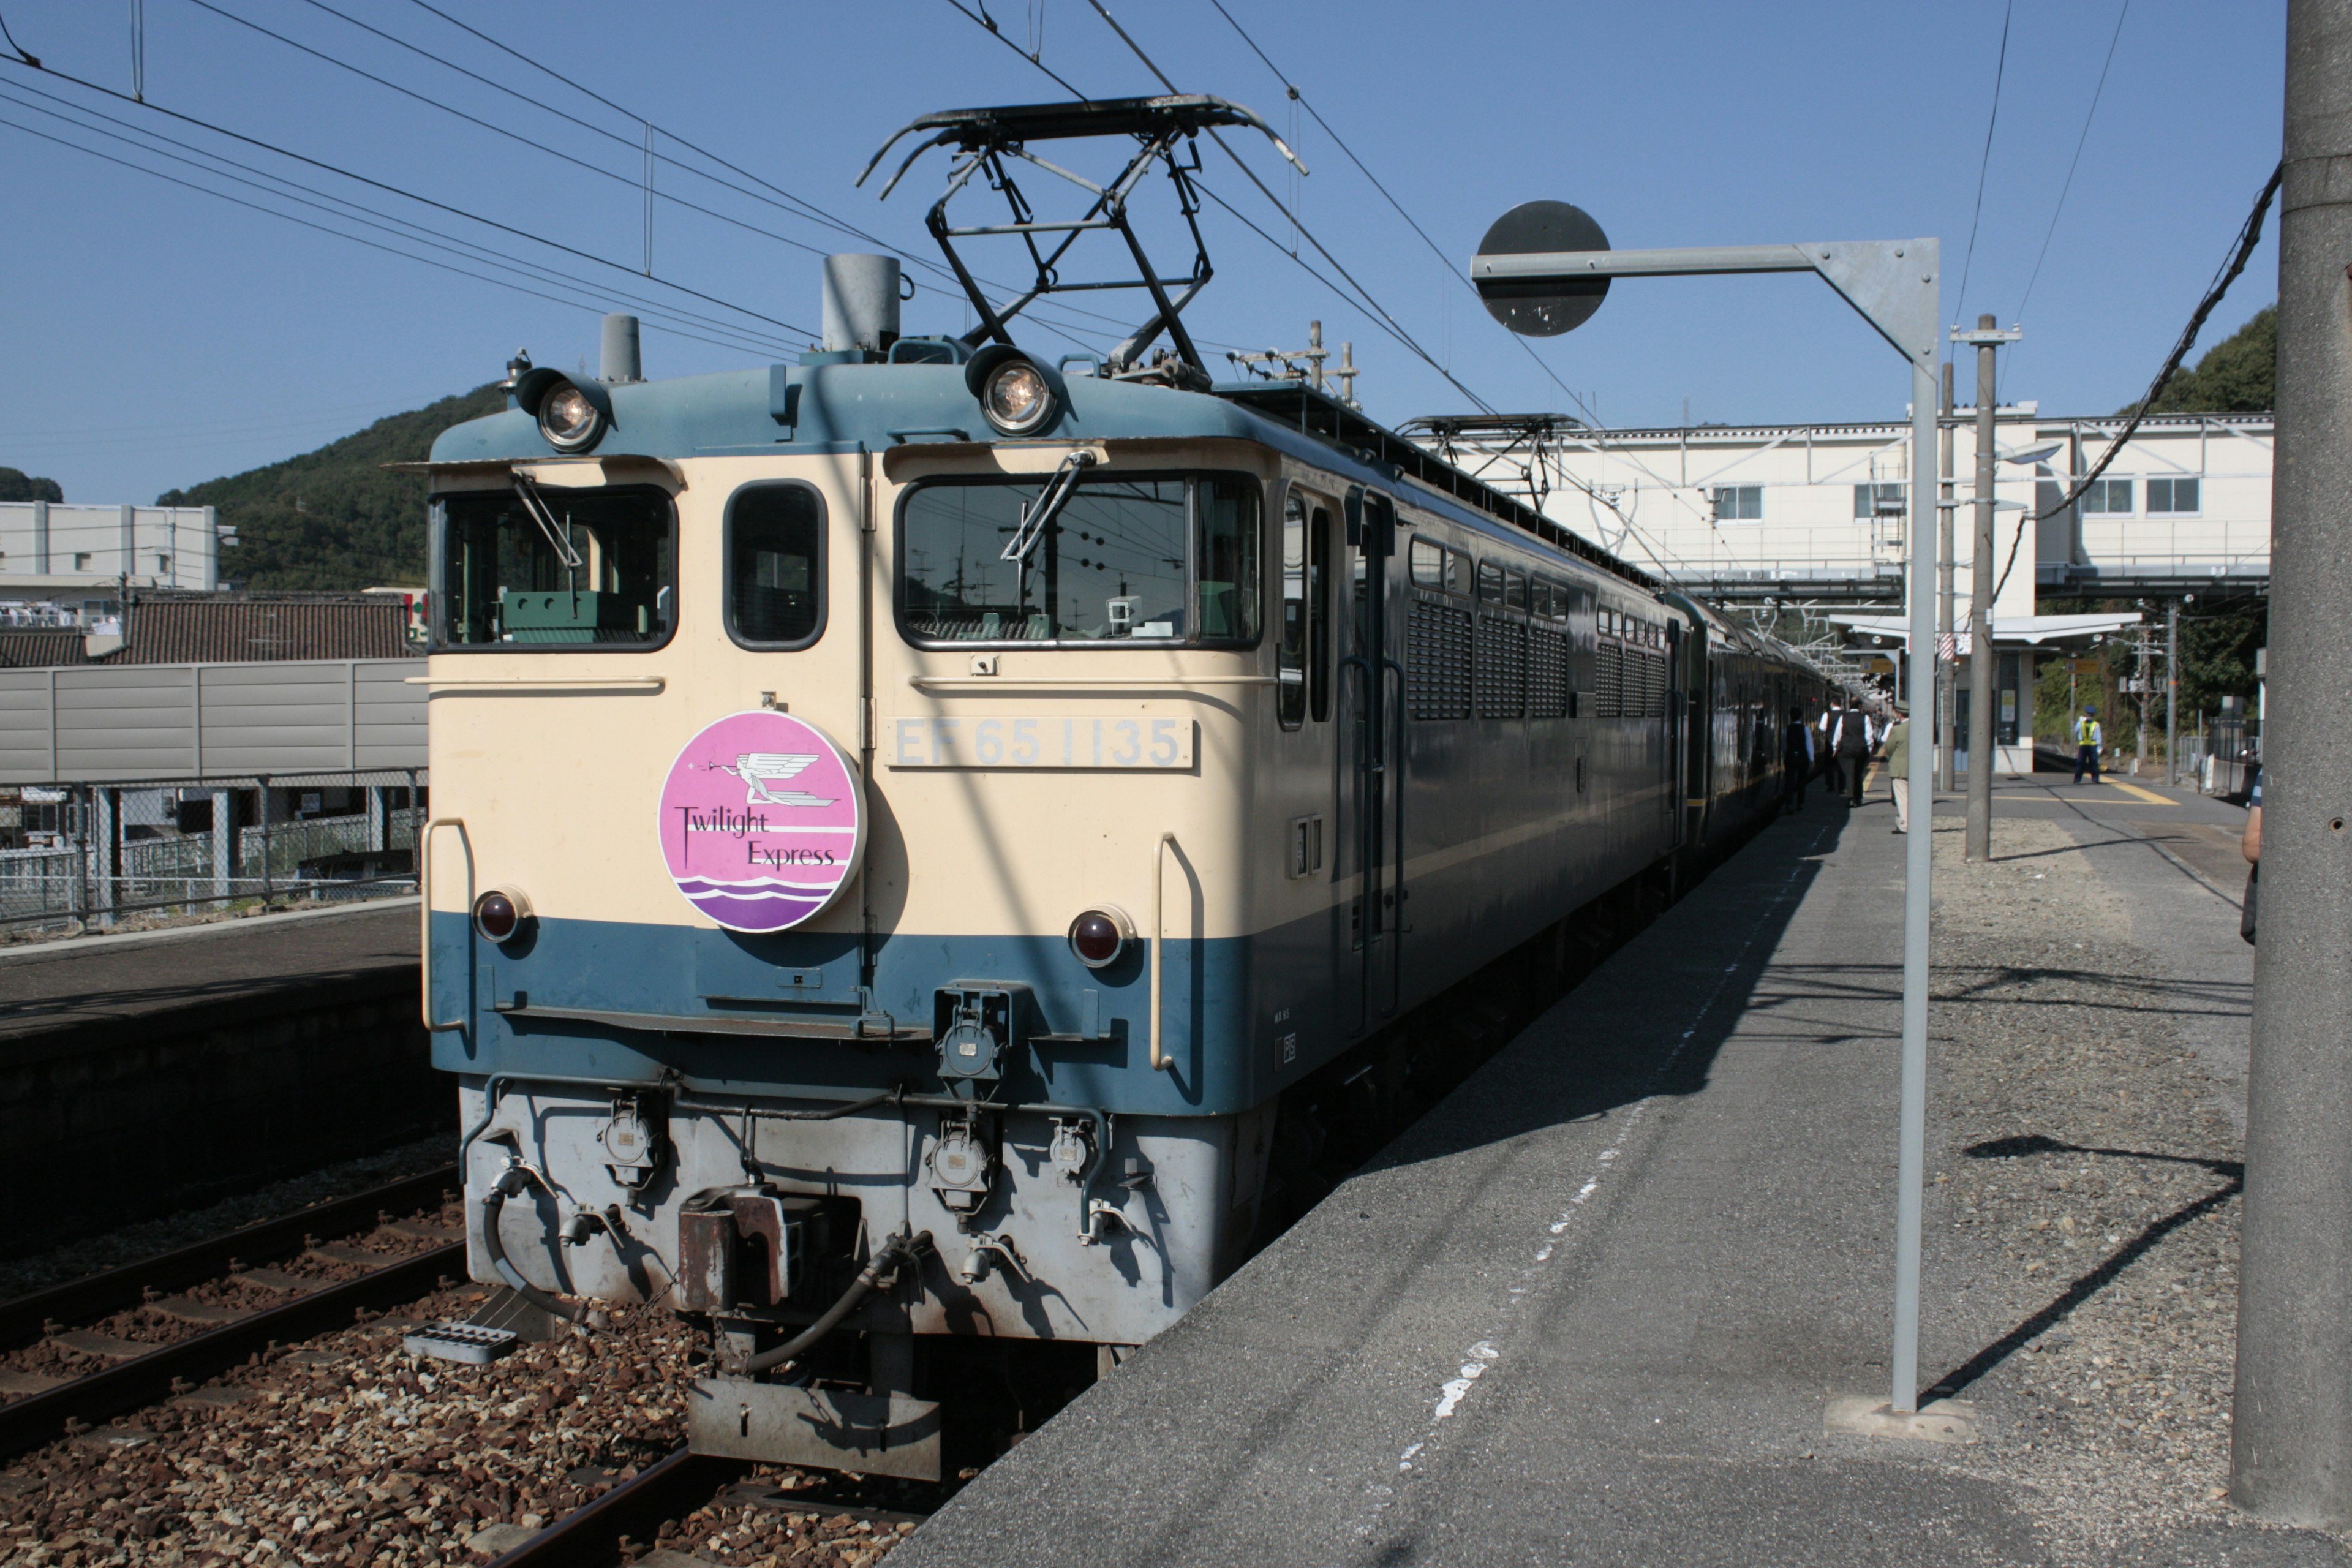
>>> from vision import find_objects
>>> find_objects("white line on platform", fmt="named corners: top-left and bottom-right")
top-left (1358, 826), bottom-right (1829, 1539)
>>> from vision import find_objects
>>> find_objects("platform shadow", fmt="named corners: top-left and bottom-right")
top-left (1365, 804), bottom-right (1856, 1175)
top-left (1923, 1133), bottom-right (2242, 1402)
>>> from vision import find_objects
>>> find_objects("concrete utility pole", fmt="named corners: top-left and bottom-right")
top-left (2136, 624), bottom-right (2152, 777)
top-left (1954, 315), bottom-right (2018, 861)
top-left (2230, 0), bottom-right (2342, 1523)
top-left (2233, 0), bottom-right (2352, 1521)
top-left (2166, 598), bottom-right (2181, 786)
top-left (1939, 363), bottom-right (1958, 793)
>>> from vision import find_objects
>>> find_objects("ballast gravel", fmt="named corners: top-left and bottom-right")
top-left (1908, 814), bottom-right (2274, 1556)
top-left (0, 1136), bottom-right (454, 1302)
top-left (0, 1289), bottom-right (921, 1567)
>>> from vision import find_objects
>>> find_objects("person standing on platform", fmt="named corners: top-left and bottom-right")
top-left (2073, 706), bottom-right (2105, 785)
top-left (1819, 707), bottom-right (1847, 796)
top-left (1782, 706), bottom-right (1812, 815)
top-left (2239, 763), bottom-right (2261, 946)
top-left (1885, 701), bottom-right (1912, 833)
top-left (1834, 701), bottom-right (1875, 806)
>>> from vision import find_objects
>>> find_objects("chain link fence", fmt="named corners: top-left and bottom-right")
top-left (0, 770), bottom-right (425, 931)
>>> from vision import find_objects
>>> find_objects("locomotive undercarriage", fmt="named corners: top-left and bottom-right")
top-left (456, 1077), bottom-right (1270, 1477)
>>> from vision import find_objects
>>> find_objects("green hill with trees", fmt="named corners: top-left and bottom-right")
top-left (2130, 305), bottom-right (2275, 416)
top-left (157, 383), bottom-right (505, 590)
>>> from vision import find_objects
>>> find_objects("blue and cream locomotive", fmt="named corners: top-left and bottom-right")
top-left (414, 96), bottom-right (1836, 1476)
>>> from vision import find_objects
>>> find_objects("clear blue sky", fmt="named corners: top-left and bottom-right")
top-left (0, 1), bottom-right (2286, 506)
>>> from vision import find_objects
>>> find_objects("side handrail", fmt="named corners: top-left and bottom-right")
top-left (1150, 831), bottom-right (1178, 1072)
top-left (420, 817), bottom-right (472, 1034)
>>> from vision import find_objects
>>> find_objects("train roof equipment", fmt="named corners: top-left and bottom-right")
top-left (859, 94), bottom-right (1305, 387)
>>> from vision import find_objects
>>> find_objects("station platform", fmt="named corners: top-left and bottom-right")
top-left (899, 778), bottom-right (2323, 1565)
top-left (0, 899), bottom-right (420, 1047)
top-left (0, 900), bottom-right (439, 1257)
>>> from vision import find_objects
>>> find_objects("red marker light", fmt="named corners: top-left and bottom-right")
top-left (473, 889), bottom-right (527, 943)
top-left (1068, 908), bottom-right (1129, 968)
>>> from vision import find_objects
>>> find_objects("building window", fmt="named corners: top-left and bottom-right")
top-left (1712, 485), bottom-right (1763, 522)
top-left (72, 552), bottom-right (92, 571)
top-left (156, 554), bottom-right (171, 574)
top-left (2079, 478), bottom-right (2135, 515)
top-left (1852, 483), bottom-right (1906, 518)
top-left (2147, 477), bottom-right (2201, 516)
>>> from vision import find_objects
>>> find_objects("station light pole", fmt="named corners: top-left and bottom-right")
top-left (1938, 364), bottom-right (1958, 794)
top-left (2233, 0), bottom-right (2352, 1522)
top-left (1952, 318), bottom-right (2018, 861)
top-left (1471, 224), bottom-right (1942, 1416)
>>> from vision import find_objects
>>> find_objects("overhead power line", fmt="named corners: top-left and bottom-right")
top-left (0, 78), bottom-right (800, 357)
top-left (0, 111), bottom-right (795, 361)
top-left (1988, 159), bottom-right (2284, 603)
top-left (0, 49), bottom-right (818, 341)
top-left (2015, 1), bottom-right (2130, 325)
top-left (393, 0), bottom-right (1175, 355)
top-left (1950, 0), bottom-right (2015, 339)
top-left (1196, 0), bottom-right (1721, 556)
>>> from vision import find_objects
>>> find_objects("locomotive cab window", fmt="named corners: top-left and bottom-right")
top-left (1278, 491), bottom-right (1333, 728)
top-left (433, 484), bottom-right (676, 649)
top-left (725, 483), bottom-right (824, 649)
top-left (899, 472), bottom-right (1260, 646)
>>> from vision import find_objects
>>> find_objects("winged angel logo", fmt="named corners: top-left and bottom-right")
top-left (661, 712), bottom-right (864, 934)
top-left (709, 753), bottom-right (837, 809)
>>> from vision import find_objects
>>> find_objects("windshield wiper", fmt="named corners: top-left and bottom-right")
top-left (512, 473), bottom-right (585, 571)
top-left (998, 450), bottom-right (1098, 570)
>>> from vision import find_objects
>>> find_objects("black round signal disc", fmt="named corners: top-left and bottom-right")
top-left (1475, 200), bottom-right (1612, 337)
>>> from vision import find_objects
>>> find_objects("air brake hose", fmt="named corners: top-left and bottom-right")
top-left (742, 1231), bottom-right (929, 1374)
top-left (479, 1176), bottom-right (590, 1326)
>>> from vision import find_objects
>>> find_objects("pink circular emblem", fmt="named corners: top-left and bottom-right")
top-left (657, 710), bottom-right (864, 932)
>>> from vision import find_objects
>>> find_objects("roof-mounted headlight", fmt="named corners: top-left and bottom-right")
top-left (512, 367), bottom-right (613, 453)
top-left (538, 383), bottom-right (602, 450)
top-left (967, 345), bottom-right (1060, 437)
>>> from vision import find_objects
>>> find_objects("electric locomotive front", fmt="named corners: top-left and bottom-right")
top-left (420, 280), bottom-right (1333, 1476)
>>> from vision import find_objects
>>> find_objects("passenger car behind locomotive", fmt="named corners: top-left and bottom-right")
top-left (415, 96), bottom-right (1839, 1477)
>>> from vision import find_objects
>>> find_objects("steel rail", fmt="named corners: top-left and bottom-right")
top-left (0, 1164), bottom-right (459, 1348)
top-left (483, 1446), bottom-right (750, 1568)
top-left (0, 1241), bottom-right (464, 1461)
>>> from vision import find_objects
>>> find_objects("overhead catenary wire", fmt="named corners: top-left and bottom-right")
top-left (394, 0), bottom-right (1175, 355)
top-left (1079, 0), bottom-right (1710, 582)
top-left (2016, 1), bottom-right (2129, 326)
top-left (0, 111), bottom-right (794, 361)
top-left (1950, 0), bottom-right (2014, 344)
top-left (0, 76), bottom-right (804, 357)
top-left (1193, 0), bottom-right (1720, 564)
top-left (1987, 159), bottom-right (2283, 604)
top-left (0, 49), bottom-right (818, 342)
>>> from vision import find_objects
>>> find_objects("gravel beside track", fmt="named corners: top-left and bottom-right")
top-left (0, 1290), bottom-right (923, 1566)
top-left (1918, 814), bottom-right (2261, 1555)
top-left (0, 1139), bottom-right (454, 1305)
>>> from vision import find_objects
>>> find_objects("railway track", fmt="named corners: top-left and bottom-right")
top-left (483, 1447), bottom-right (930, 1568)
top-left (0, 1165), bottom-right (463, 1461)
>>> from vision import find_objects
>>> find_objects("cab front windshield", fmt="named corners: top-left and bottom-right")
top-left (434, 485), bottom-right (675, 647)
top-left (900, 473), bottom-right (1259, 644)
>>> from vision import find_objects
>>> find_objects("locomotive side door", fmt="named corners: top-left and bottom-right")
top-left (1340, 489), bottom-right (1406, 1034)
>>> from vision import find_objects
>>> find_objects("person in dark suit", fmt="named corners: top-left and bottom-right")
top-left (1781, 706), bottom-right (1813, 815)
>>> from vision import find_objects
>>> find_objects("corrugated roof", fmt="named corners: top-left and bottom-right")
top-left (0, 595), bottom-right (412, 668)
top-left (0, 630), bottom-right (89, 668)
top-left (121, 592), bottom-right (411, 663)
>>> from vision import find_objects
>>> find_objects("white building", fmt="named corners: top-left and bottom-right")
top-left (1409, 407), bottom-right (2271, 769)
top-left (0, 502), bottom-right (226, 627)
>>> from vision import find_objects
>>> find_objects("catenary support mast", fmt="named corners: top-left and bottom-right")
top-left (2232, 0), bottom-right (2352, 1523)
